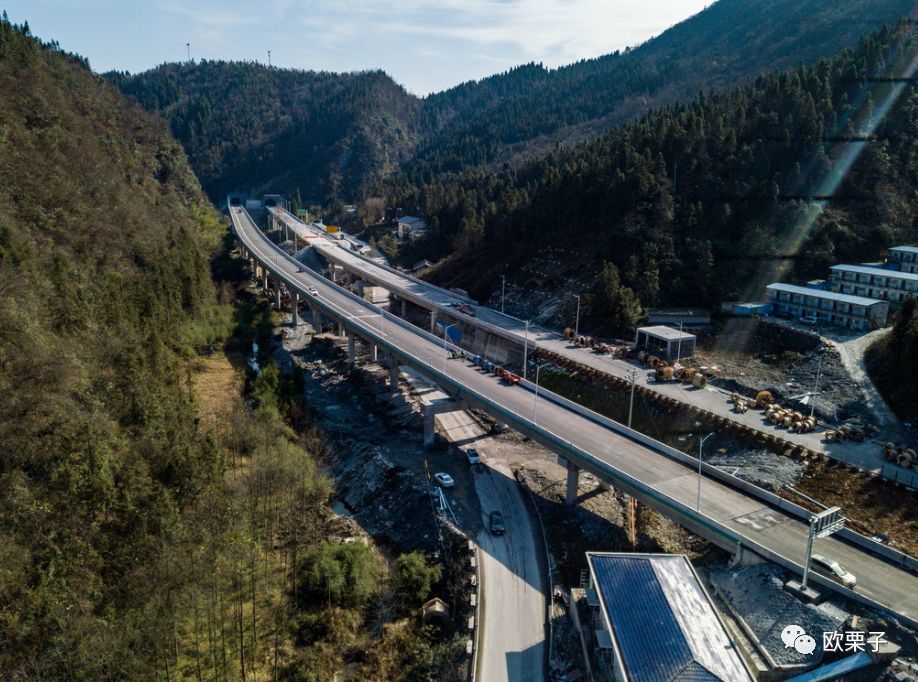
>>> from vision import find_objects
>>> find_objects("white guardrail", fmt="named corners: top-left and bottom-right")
top-left (233, 207), bottom-right (918, 628)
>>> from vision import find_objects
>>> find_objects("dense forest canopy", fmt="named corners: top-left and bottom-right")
top-left (386, 24), bottom-right (918, 333)
top-left (109, 0), bottom-right (915, 205)
top-left (0, 14), bottom-right (231, 675)
top-left (108, 61), bottom-right (420, 203)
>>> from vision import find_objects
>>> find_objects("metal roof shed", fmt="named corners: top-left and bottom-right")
top-left (586, 553), bottom-right (753, 682)
top-left (634, 325), bottom-right (696, 360)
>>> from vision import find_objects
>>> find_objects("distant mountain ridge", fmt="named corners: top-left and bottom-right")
top-left (110, 0), bottom-right (916, 203)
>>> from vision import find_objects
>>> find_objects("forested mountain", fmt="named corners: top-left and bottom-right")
top-left (111, 0), bottom-right (914, 204)
top-left (0, 15), bottom-right (227, 676)
top-left (109, 61), bottom-right (420, 202)
top-left (406, 0), bottom-right (916, 181)
top-left (390, 24), bottom-right (918, 333)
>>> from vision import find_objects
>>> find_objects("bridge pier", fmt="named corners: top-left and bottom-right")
top-left (262, 270), bottom-right (269, 291)
top-left (337, 321), bottom-right (345, 337)
top-left (401, 299), bottom-right (407, 318)
top-left (388, 356), bottom-right (400, 390)
top-left (274, 284), bottom-right (282, 309)
top-left (292, 294), bottom-right (299, 326)
top-left (312, 305), bottom-right (321, 332)
top-left (370, 344), bottom-right (378, 362)
top-left (347, 332), bottom-right (356, 367)
top-left (430, 310), bottom-right (436, 334)
top-left (424, 411), bottom-right (435, 447)
top-left (565, 460), bottom-right (581, 505)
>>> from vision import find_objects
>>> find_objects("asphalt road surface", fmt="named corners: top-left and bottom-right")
top-left (234, 207), bottom-right (918, 626)
top-left (433, 407), bottom-right (546, 682)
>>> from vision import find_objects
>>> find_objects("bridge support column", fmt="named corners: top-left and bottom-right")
top-left (371, 344), bottom-right (378, 362)
top-left (565, 461), bottom-right (581, 505)
top-left (430, 311), bottom-right (436, 334)
top-left (262, 270), bottom-right (269, 292)
top-left (250, 259), bottom-right (257, 280)
top-left (400, 299), bottom-right (407, 318)
top-left (337, 321), bottom-right (345, 337)
top-left (423, 411), bottom-right (436, 447)
top-left (274, 284), bottom-right (282, 309)
top-left (347, 332), bottom-right (355, 367)
top-left (292, 294), bottom-right (299, 326)
top-left (388, 356), bottom-right (400, 391)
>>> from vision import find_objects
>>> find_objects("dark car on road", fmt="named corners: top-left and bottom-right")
top-left (489, 511), bottom-right (505, 535)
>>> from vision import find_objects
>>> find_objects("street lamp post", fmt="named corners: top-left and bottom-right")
top-left (696, 433), bottom-right (714, 512)
top-left (523, 320), bottom-right (530, 380)
top-left (533, 362), bottom-right (550, 424)
top-left (442, 323), bottom-right (457, 375)
top-left (573, 294), bottom-right (581, 338)
top-left (500, 275), bottom-right (506, 314)
top-left (627, 369), bottom-right (638, 429)
top-left (676, 321), bottom-right (684, 363)
top-left (810, 352), bottom-right (824, 418)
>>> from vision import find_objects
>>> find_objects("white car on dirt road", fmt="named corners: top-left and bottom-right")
top-left (433, 472), bottom-right (455, 488)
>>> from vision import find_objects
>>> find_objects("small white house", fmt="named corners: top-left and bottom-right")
top-left (397, 216), bottom-right (428, 240)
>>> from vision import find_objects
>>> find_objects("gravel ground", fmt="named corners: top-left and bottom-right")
top-left (707, 448), bottom-right (805, 490)
top-left (710, 564), bottom-right (850, 666)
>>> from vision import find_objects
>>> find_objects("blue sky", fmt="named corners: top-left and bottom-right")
top-left (4, 0), bottom-right (712, 95)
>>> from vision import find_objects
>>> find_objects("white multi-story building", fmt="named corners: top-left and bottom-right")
top-left (766, 283), bottom-right (888, 331)
top-left (828, 264), bottom-right (918, 304)
top-left (889, 246), bottom-right (918, 274)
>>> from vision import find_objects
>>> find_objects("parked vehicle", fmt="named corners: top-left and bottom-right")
top-left (810, 554), bottom-right (856, 588)
top-left (489, 511), bottom-right (505, 535)
top-left (307, 286), bottom-right (319, 296)
top-left (465, 448), bottom-right (481, 465)
top-left (434, 472), bottom-right (455, 488)
top-left (458, 303), bottom-right (476, 317)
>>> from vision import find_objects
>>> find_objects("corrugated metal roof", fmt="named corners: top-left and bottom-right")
top-left (890, 245), bottom-right (918, 255)
top-left (766, 283), bottom-right (883, 307)
top-left (636, 325), bottom-right (696, 341)
top-left (588, 554), bottom-right (753, 682)
top-left (830, 264), bottom-right (918, 282)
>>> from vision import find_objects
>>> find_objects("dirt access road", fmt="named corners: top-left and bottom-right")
top-left (433, 408), bottom-right (547, 682)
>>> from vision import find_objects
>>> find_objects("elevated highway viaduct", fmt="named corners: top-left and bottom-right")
top-left (234, 205), bottom-right (918, 629)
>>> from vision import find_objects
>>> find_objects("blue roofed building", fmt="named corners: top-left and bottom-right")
top-left (584, 553), bottom-right (754, 682)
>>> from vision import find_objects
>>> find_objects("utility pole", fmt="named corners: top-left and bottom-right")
top-left (267, 50), bottom-right (271, 67)
top-left (627, 369), bottom-right (638, 429)
top-left (186, 42), bottom-right (191, 62)
top-left (573, 293), bottom-right (581, 338)
top-left (499, 275), bottom-right (506, 314)
top-left (696, 433), bottom-right (714, 512)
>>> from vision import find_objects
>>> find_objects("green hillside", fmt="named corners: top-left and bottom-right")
top-left (0, 15), bottom-right (227, 676)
